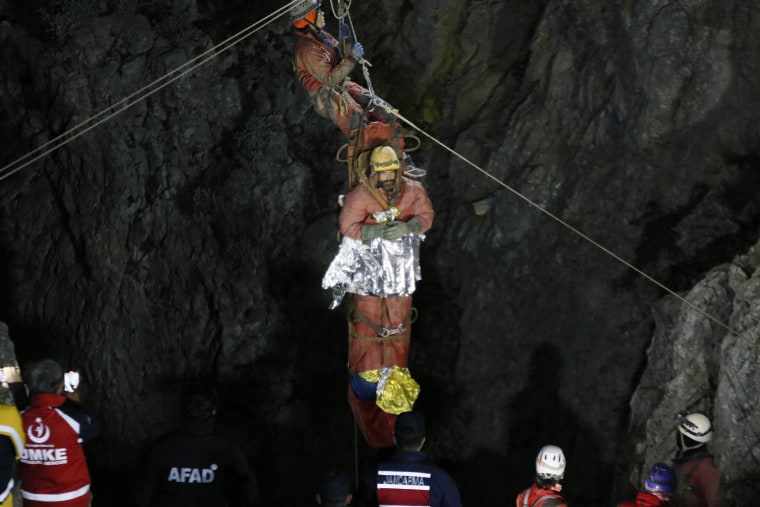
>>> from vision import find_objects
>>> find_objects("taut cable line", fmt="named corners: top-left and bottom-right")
top-left (380, 103), bottom-right (741, 338)
top-left (0, 0), bottom-right (301, 183)
top-left (0, 0), bottom-right (741, 340)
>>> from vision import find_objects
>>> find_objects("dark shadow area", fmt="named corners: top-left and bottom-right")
top-left (505, 342), bottom-right (612, 506)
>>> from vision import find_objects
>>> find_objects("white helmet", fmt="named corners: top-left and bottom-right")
top-left (535, 445), bottom-right (566, 478)
top-left (678, 412), bottom-right (713, 443)
top-left (290, 0), bottom-right (319, 21)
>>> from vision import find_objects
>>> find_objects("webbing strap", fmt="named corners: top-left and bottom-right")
top-left (348, 299), bottom-right (415, 337)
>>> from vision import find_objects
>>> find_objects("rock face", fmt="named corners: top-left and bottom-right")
top-left (628, 238), bottom-right (760, 507)
top-left (0, 0), bottom-right (758, 505)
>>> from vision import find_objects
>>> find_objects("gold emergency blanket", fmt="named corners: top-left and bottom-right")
top-left (359, 367), bottom-right (420, 414)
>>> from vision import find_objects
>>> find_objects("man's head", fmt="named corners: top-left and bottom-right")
top-left (23, 358), bottom-right (64, 394)
top-left (181, 384), bottom-right (219, 422)
top-left (291, 0), bottom-right (323, 30)
top-left (370, 146), bottom-right (402, 194)
top-left (535, 444), bottom-right (566, 490)
top-left (394, 410), bottom-right (426, 451)
top-left (316, 467), bottom-right (352, 506)
top-left (677, 412), bottom-right (713, 451)
top-left (644, 462), bottom-right (676, 500)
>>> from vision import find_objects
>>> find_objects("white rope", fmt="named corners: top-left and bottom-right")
top-left (329, 0), bottom-right (352, 20)
top-left (0, 0), bottom-right (302, 183)
top-left (0, 0), bottom-right (741, 340)
top-left (375, 101), bottom-right (741, 338)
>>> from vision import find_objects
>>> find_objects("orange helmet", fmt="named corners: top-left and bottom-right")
top-left (291, 0), bottom-right (320, 29)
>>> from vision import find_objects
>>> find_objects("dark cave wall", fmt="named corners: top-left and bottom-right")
top-left (0, 0), bottom-right (759, 505)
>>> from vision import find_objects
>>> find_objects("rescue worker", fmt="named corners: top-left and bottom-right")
top-left (134, 384), bottom-right (258, 507)
top-left (363, 410), bottom-right (462, 507)
top-left (291, 0), bottom-right (426, 178)
top-left (671, 412), bottom-right (723, 507)
top-left (18, 359), bottom-right (102, 507)
top-left (0, 402), bottom-right (23, 507)
top-left (515, 445), bottom-right (569, 507)
top-left (619, 462), bottom-right (677, 507)
top-left (315, 467), bottom-right (353, 507)
top-left (0, 324), bottom-right (26, 507)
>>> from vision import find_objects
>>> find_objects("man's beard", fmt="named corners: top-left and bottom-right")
top-left (377, 179), bottom-right (396, 194)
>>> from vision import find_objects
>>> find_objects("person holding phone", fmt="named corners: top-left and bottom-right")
top-left (18, 359), bottom-right (101, 507)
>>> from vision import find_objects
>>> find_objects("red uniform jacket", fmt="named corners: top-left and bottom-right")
top-left (619, 491), bottom-right (670, 506)
top-left (19, 394), bottom-right (99, 507)
top-left (672, 450), bottom-right (722, 507)
top-left (516, 484), bottom-right (567, 507)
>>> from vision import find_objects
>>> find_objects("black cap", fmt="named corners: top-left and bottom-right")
top-left (394, 411), bottom-right (426, 440)
top-left (317, 468), bottom-right (351, 501)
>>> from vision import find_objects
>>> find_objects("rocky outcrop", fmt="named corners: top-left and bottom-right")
top-left (628, 238), bottom-right (760, 506)
top-left (0, 0), bottom-right (758, 505)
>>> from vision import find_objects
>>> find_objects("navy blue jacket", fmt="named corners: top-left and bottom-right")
top-left (362, 450), bottom-right (462, 507)
top-left (135, 419), bottom-right (258, 507)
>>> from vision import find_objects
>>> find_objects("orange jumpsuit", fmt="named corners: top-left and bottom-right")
top-left (293, 29), bottom-right (385, 136)
top-left (339, 176), bottom-right (433, 447)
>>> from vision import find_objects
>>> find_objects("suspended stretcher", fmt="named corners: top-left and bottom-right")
top-left (325, 121), bottom-right (426, 448)
top-left (337, 120), bottom-right (421, 190)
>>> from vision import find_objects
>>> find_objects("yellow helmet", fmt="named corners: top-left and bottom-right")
top-left (369, 146), bottom-right (400, 172)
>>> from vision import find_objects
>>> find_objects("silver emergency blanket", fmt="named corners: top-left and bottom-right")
top-left (322, 234), bottom-right (424, 309)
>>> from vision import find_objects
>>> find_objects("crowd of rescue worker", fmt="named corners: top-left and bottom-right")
top-left (0, 0), bottom-right (727, 506)
top-left (0, 355), bottom-right (725, 507)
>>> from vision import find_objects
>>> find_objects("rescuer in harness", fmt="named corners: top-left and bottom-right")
top-left (618, 462), bottom-right (677, 507)
top-left (670, 412), bottom-right (723, 507)
top-left (516, 445), bottom-right (569, 507)
top-left (290, 0), bottom-right (426, 178)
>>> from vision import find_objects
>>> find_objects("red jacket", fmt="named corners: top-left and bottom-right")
top-left (672, 450), bottom-right (722, 507)
top-left (516, 484), bottom-right (567, 507)
top-left (619, 491), bottom-right (670, 506)
top-left (19, 394), bottom-right (100, 507)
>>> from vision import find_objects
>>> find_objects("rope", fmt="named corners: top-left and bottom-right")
top-left (372, 100), bottom-right (741, 338)
top-left (0, 0), bottom-right (302, 184)
top-left (329, 0), bottom-right (352, 20)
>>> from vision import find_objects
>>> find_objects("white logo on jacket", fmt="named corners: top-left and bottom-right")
top-left (167, 464), bottom-right (218, 483)
top-left (20, 447), bottom-right (68, 465)
top-left (27, 418), bottom-right (51, 444)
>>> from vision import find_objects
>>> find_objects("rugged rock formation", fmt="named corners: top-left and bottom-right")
top-left (628, 238), bottom-right (760, 507)
top-left (0, 0), bottom-right (758, 505)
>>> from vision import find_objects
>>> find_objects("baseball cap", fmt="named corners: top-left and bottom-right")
top-left (394, 410), bottom-right (426, 439)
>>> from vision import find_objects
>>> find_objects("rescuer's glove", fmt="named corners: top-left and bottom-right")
top-left (349, 42), bottom-right (364, 61)
top-left (339, 20), bottom-right (353, 40)
top-left (361, 223), bottom-right (385, 241)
